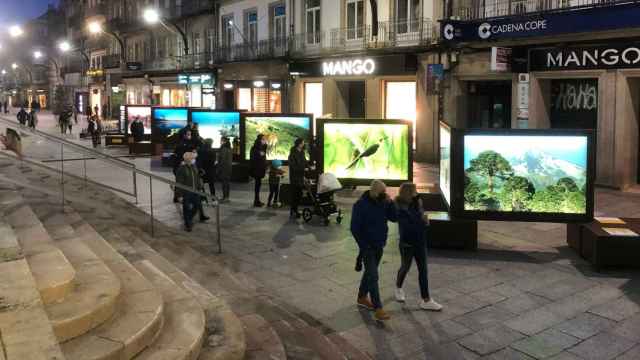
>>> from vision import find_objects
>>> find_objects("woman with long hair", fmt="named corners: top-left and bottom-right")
top-left (394, 182), bottom-right (442, 311)
top-left (249, 134), bottom-right (268, 207)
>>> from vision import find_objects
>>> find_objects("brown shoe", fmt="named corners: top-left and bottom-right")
top-left (374, 308), bottom-right (391, 321)
top-left (357, 297), bottom-right (375, 310)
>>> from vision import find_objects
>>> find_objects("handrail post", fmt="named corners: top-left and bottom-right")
top-left (83, 158), bottom-right (87, 188)
top-left (149, 175), bottom-right (155, 237)
top-left (216, 201), bottom-right (222, 254)
top-left (60, 143), bottom-right (65, 211)
top-left (133, 164), bottom-right (138, 204)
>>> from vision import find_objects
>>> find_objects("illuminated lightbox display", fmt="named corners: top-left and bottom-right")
top-left (151, 107), bottom-right (188, 145)
top-left (190, 110), bottom-right (240, 148)
top-left (242, 114), bottom-right (312, 161)
top-left (127, 106), bottom-right (152, 134)
top-left (319, 119), bottom-right (412, 186)
top-left (452, 129), bottom-right (595, 222)
top-left (439, 122), bottom-right (451, 206)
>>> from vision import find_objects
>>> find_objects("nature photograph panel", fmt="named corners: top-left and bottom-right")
top-left (439, 124), bottom-right (451, 206)
top-left (127, 106), bottom-right (152, 134)
top-left (151, 108), bottom-right (188, 144)
top-left (244, 116), bottom-right (311, 160)
top-left (463, 134), bottom-right (588, 215)
top-left (323, 122), bottom-right (410, 181)
top-left (191, 111), bottom-right (240, 148)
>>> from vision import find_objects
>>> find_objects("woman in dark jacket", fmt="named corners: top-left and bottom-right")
top-left (217, 136), bottom-right (233, 202)
top-left (197, 138), bottom-right (217, 197)
top-left (288, 138), bottom-right (307, 218)
top-left (394, 182), bottom-right (442, 311)
top-left (249, 134), bottom-right (268, 207)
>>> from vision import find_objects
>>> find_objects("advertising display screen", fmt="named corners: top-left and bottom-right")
top-left (242, 114), bottom-right (312, 160)
top-left (190, 110), bottom-right (240, 148)
top-left (453, 129), bottom-right (595, 222)
top-left (127, 106), bottom-right (152, 134)
top-left (318, 119), bottom-right (412, 186)
top-left (151, 107), bottom-right (188, 145)
top-left (439, 122), bottom-right (451, 206)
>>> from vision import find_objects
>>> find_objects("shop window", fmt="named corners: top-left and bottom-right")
top-left (386, 81), bottom-right (416, 147)
top-left (238, 88), bottom-right (252, 111)
top-left (467, 81), bottom-right (512, 129)
top-left (396, 0), bottom-right (420, 33)
top-left (346, 0), bottom-right (365, 40)
top-left (305, 82), bottom-right (323, 121)
top-left (306, 0), bottom-right (321, 45)
top-left (550, 79), bottom-right (597, 129)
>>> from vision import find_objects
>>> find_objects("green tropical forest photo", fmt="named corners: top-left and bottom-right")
top-left (244, 116), bottom-right (310, 160)
top-left (463, 135), bottom-right (588, 214)
top-left (323, 122), bottom-right (410, 180)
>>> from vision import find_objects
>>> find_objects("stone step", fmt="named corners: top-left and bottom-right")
top-left (240, 314), bottom-right (286, 360)
top-left (4, 203), bottom-right (75, 304)
top-left (0, 258), bottom-right (66, 360)
top-left (325, 334), bottom-right (372, 360)
top-left (103, 225), bottom-right (247, 360)
top-left (134, 259), bottom-right (206, 360)
top-left (271, 320), bottom-right (323, 360)
top-left (0, 220), bottom-right (23, 262)
top-left (60, 222), bottom-right (164, 360)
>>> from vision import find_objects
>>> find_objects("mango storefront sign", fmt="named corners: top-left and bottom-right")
top-left (322, 59), bottom-right (376, 76)
top-left (290, 54), bottom-right (417, 77)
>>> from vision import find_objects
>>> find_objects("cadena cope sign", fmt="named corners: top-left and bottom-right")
top-left (322, 58), bottom-right (376, 76)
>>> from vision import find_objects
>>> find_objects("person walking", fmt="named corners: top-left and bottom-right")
top-left (88, 115), bottom-right (100, 148)
top-left (28, 109), bottom-right (37, 129)
top-left (59, 108), bottom-right (70, 135)
top-left (350, 180), bottom-right (397, 321)
top-left (175, 152), bottom-right (210, 232)
top-left (267, 160), bottom-right (285, 208)
top-left (249, 134), bottom-right (268, 207)
top-left (173, 130), bottom-right (198, 203)
top-left (394, 183), bottom-right (443, 311)
top-left (197, 138), bottom-right (217, 198)
top-left (217, 136), bottom-right (233, 203)
top-left (16, 107), bottom-right (28, 126)
top-left (3, 99), bottom-right (8, 114)
top-left (130, 116), bottom-right (144, 142)
top-left (288, 138), bottom-right (307, 218)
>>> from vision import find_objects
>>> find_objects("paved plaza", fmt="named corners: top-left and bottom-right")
top-left (2, 111), bottom-right (640, 359)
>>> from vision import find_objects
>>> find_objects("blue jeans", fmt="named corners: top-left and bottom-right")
top-left (396, 242), bottom-right (430, 299)
top-left (358, 246), bottom-right (384, 309)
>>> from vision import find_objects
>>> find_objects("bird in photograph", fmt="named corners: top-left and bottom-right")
top-left (345, 137), bottom-right (386, 170)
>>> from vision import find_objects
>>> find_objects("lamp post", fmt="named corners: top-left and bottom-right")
top-left (143, 8), bottom-right (189, 56)
top-left (87, 21), bottom-right (126, 66)
top-left (33, 50), bottom-right (62, 84)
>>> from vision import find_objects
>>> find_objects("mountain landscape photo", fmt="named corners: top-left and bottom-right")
top-left (463, 135), bottom-right (588, 214)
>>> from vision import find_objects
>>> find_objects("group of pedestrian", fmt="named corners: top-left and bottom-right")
top-left (248, 134), bottom-right (308, 218)
top-left (172, 120), bottom-right (233, 231)
top-left (58, 106), bottom-right (75, 135)
top-left (351, 180), bottom-right (442, 321)
top-left (16, 107), bottom-right (38, 129)
top-left (129, 116), bottom-right (145, 142)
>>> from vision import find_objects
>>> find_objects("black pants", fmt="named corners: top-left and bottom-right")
top-left (182, 193), bottom-right (205, 228)
top-left (290, 184), bottom-right (303, 214)
top-left (204, 172), bottom-right (215, 196)
top-left (396, 243), bottom-right (430, 299)
top-left (358, 246), bottom-right (384, 309)
top-left (253, 177), bottom-right (262, 203)
top-left (91, 133), bottom-right (99, 147)
top-left (268, 183), bottom-right (280, 205)
top-left (221, 179), bottom-right (230, 199)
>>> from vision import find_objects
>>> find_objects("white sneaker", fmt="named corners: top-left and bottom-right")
top-left (395, 288), bottom-right (406, 302)
top-left (420, 299), bottom-right (443, 311)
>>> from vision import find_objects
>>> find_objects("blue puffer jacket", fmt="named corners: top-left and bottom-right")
top-left (350, 191), bottom-right (397, 248)
top-left (396, 198), bottom-right (427, 247)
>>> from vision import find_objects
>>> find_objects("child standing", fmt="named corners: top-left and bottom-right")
top-left (268, 160), bottom-right (285, 208)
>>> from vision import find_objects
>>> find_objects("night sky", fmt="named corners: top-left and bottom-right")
top-left (0, 0), bottom-right (59, 25)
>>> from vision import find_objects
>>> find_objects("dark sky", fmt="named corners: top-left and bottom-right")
top-left (0, 0), bottom-right (59, 24)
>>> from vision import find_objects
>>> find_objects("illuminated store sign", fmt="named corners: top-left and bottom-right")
top-left (178, 73), bottom-right (214, 85)
top-left (530, 45), bottom-right (640, 71)
top-left (322, 58), bottom-right (376, 76)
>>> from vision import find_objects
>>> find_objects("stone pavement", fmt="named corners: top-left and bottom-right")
top-left (2, 111), bottom-right (640, 359)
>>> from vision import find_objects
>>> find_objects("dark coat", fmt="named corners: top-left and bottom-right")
top-left (350, 191), bottom-right (397, 249)
top-left (173, 140), bottom-right (197, 171)
top-left (396, 198), bottom-right (427, 247)
top-left (288, 148), bottom-right (307, 186)
top-left (130, 121), bottom-right (144, 142)
top-left (197, 147), bottom-right (217, 177)
top-left (217, 147), bottom-right (233, 181)
top-left (16, 110), bottom-right (28, 124)
top-left (175, 163), bottom-right (202, 197)
top-left (249, 143), bottom-right (267, 179)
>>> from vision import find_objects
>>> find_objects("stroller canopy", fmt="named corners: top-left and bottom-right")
top-left (318, 173), bottom-right (342, 194)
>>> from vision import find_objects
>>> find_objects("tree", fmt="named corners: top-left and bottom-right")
top-left (500, 176), bottom-right (535, 211)
top-left (467, 151), bottom-right (513, 193)
top-left (52, 85), bottom-right (69, 116)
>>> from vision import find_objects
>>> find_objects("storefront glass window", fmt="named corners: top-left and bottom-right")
top-left (238, 88), bottom-right (252, 111)
top-left (190, 84), bottom-right (202, 107)
top-left (550, 79), bottom-right (598, 129)
top-left (386, 81), bottom-right (416, 147)
top-left (162, 89), bottom-right (171, 106)
top-left (305, 82), bottom-right (323, 121)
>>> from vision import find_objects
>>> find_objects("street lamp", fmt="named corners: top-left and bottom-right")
top-left (8, 25), bottom-right (23, 38)
top-left (11, 63), bottom-right (18, 70)
top-left (88, 21), bottom-right (102, 34)
top-left (142, 8), bottom-right (189, 55)
top-left (1, 70), bottom-right (6, 75)
top-left (58, 41), bottom-right (71, 53)
top-left (34, 51), bottom-right (43, 60)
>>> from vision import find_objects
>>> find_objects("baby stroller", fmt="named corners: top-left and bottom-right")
top-left (301, 173), bottom-right (343, 226)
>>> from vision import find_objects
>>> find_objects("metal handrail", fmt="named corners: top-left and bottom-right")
top-left (0, 116), bottom-right (222, 252)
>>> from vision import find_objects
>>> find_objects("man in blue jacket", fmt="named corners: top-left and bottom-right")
top-left (350, 180), bottom-right (397, 321)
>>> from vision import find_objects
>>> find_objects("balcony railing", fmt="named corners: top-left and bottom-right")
top-left (452, 0), bottom-right (635, 20)
top-left (213, 37), bottom-right (289, 63)
top-left (290, 19), bottom-right (434, 57)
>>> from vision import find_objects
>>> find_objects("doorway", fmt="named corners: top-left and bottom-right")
top-left (466, 81), bottom-right (512, 128)
top-left (337, 80), bottom-right (366, 118)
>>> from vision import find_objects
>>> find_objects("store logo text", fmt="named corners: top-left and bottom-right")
top-left (322, 59), bottom-right (376, 76)
top-left (547, 47), bottom-right (640, 68)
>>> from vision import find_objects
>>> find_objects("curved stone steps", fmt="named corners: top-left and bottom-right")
top-left (240, 314), bottom-right (286, 360)
top-left (4, 204), bottom-right (75, 304)
top-left (60, 223), bottom-right (164, 360)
